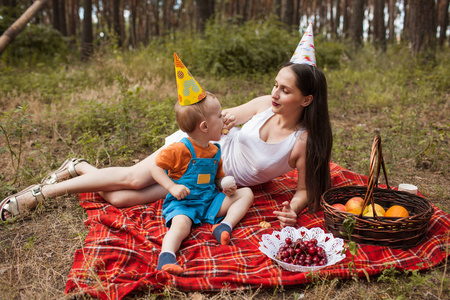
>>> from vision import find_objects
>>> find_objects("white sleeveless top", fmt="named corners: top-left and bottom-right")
top-left (164, 108), bottom-right (305, 186)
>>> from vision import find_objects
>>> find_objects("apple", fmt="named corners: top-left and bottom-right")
top-left (331, 203), bottom-right (347, 212)
top-left (345, 197), bottom-right (364, 211)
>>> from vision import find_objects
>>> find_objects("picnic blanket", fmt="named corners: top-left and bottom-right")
top-left (65, 162), bottom-right (450, 300)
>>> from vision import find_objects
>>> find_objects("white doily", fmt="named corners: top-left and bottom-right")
top-left (258, 226), bottom-right (346, 272)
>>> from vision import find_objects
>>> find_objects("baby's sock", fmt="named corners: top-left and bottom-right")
top-left (157, 251), bottom-right (183, 275)
top-left (212, 222), bottom-right (232, 245)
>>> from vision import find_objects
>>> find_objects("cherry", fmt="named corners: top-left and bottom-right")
top-left (308, 246), bottom-right (317, 255)
top-left (275, 237), bottom-right (328, 267)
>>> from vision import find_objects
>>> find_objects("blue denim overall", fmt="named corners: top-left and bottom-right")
top-left (162, 138), bottom-right (226, 227)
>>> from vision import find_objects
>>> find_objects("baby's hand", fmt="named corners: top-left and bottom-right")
top-left (221, 111), bottom-right (236, 131)
top-left (169, 184), bottom-right (190, 200)
top-left (221, 176), bottom-right (237, 197)
top-left (222, 186), bottom-right (237, 197)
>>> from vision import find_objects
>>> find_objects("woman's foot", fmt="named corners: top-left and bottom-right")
top-left (0, 185), bottom-right (46, 221)
top-left (41, 158), bottom-right (89, 185)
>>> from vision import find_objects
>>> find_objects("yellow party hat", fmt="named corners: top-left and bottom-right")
top-left (174, 53), bottom-right (206, 106)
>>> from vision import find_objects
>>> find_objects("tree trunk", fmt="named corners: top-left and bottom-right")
top-left (350, 0), bottom-right (365, 46)
top-left (281, 0), bottom-right (294, 27)
top-left (438, 0), bottom-right (449, 46)
top-left (197, 0), bottom-right (215, 31)
top-left (150, 0), bottom-right (160, 36)
top-left (52, 0), bottom-right (60, 33)
top-left (0, 0), bottom-right (50, 54)
top-left (67, 0), bottom-right (77, 37)
top-left (113, 0), bottom-right (122, 47)
top-left (408, 0), bottom-right (436, 59)
top-left (129, 0), bottom-right (137, 48)
top-left (373, 0), bottom-right (386, 50)
top-left (388, 0), bottom-right (396, 42)
top-left (402, 0), bottom-right (409, 40)
top-left (81, 0), bottom-right (93, 61)
top-left (343, 0), bottom-right (351, 36)
top-left (59, 0), bottom-right (67, 36)
top-left (335, 0), bottom-right (342, 36)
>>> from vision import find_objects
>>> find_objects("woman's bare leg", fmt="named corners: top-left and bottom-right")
top-left (2, 149), bottom-right (167, 219)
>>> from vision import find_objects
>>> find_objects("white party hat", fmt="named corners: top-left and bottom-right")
top-left (290, 22), bottom-right (316, 67)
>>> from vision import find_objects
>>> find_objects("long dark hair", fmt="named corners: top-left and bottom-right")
top-left (283, 62), bottom-right (333, 212)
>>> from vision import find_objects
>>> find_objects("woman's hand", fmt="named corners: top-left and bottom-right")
top-left (221, 110), bottom-right (236, 130)
top-left (168, 184), bottom-right (190, 200)
top-left (273, 201), bottom-right (298, 227)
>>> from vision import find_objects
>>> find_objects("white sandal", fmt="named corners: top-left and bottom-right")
top-left (0, 185), bottom-right (45, 221)
top-left (41, 158), bottom-right (89, 185)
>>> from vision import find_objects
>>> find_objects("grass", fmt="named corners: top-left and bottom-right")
top-left (0, 42), bottom-right (449, 299)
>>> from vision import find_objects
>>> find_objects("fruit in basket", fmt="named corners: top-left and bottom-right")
top-left (363, 210), bottom-right (383, 217)
top-left (385, 205), bottom-right (409, 218)
top-left (331, 203), bottom-right (347, 212)
top-left (345, 197), bottom-right (366, 213)
top-left (366, 203), bottom-right (386, 216)
top-left (275, 237), bottom-right (328, 266)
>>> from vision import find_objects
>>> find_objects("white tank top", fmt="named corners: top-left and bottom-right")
top-left (219, 108), bottom-right (304, 186)
top-left (164, 108), bottom-right (305, 186)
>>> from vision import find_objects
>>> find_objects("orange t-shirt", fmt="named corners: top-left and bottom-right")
top-left (155, 138), bottom-right (225, 181)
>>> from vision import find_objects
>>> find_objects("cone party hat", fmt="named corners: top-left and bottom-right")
top-left (174, 53), bottom-right (206, 106)
top-left (290, 22), bottom-right (316, 67)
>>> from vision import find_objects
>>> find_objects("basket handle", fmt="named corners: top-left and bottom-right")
top-left (360, 135), bottom-right (391, 219)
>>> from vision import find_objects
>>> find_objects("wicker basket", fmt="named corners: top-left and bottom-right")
top-left (321, 135), bottom-right (434, 249)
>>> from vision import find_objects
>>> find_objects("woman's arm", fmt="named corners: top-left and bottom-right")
top-left (273, 134), bottom-right (309, 227)
top-left (222, 95), bottom-right (272, 129)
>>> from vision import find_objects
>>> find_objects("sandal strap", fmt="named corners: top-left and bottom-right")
top-left (31, 185), bottom-right (45, 204)
top-left (67, 158), bottom-right (88, 178)
top-left (1, 196), bottom-right (20, 221)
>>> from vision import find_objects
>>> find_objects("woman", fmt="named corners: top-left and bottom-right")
top-left (1, 25), bottom-right (332, 227)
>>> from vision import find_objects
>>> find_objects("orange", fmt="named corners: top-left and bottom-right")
top-left (385, 205), bottom-right (409, 218)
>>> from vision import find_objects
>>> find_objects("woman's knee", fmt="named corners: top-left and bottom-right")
top-left (100, 191), bottom-right (132, 207)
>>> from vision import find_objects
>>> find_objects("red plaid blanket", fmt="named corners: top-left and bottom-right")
top-left (65, 162), bottom-right (450, 299)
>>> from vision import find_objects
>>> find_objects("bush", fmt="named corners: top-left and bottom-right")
top-left (2, 24), bottom-right (70, 66)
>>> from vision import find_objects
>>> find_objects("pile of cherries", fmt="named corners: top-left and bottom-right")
top-left (275, 237), bottom-right (328, 267)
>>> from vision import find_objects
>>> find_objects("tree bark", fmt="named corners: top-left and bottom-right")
top-left (438, 0), bottom-right (449, 46)
top-left (350, 0), bottom-right (365, 46)
top-left (113, 0), bottom-right (122, 47)
top-left (59, 0), bottom-right (67, 36)
top-left (197, 0), bottom-right (215, 31)
top-left (0, 0), bottom-right (50, 54)
top-left (281, 0), bottom-right (294, 27)
top-left (67, 0), bottom-right (77, 37)
top-left (81, 0), bottom-right (93, 61)
top-left (408, 0), bottom-right (436, 59)
top-left (129, 0), bottom-right (137, 48)
top-left (343, 0), bottom-right (351, 36)
top-left (373, 0), bottom-right (386, 50)
top-left (52, 0), bottom-right (60, 33)
top-left (388, 0), bottom-right (396, 42)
